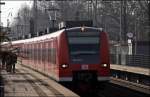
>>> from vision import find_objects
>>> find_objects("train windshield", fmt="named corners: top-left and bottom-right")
top-left (67, 31), bottom-right (100, 64)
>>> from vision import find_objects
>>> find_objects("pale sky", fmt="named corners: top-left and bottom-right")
top-left (1, 0), bottom-right (33, 27)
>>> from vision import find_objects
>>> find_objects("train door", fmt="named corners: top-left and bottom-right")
top-left (34, 43), bottom-right (37, 69)
top-left (43, 41), bottom-right (46, 72)
top-left (37, 42), bottom-right (40, 71)
top-left (40, 42), bottom-right (43, 71)
top-left (32, 43), bottom-right (34, 67)
top-left (33, 43), bottom-right (35, 68)
top-left (30, 43), bottom-right (33, 67)
top-left (35, 43), bottom-right (38, 69)
top-left (45, 41), bottom-right (49, 74)
top-left (55, 37), bottom-right (59, 78)
top-left (26, 44), bottom-right (29, 65)
top-left (50, 38), bottom-right (57, 79)
top-left (51, 39), bottom-right (55, 78)
top-left (24, 44), bottom-right (27, 64)
top-left (53, 38), bottom-right (58, 80)
top-left (31, 43), bottom-right (33, 66)
top-left (47, 40), bottom-right (51, 75)
top-left (28, 44), bottom-right (31, 66)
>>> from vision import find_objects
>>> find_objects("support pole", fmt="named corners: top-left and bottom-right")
top-left (33, 0), bottom-right (37, 37)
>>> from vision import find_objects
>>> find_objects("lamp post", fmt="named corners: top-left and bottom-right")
top-left (148, 1), bottom-right (150, 30)
top-left (33, 0), bottom-right (37, 37)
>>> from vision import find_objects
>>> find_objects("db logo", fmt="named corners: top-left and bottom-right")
top-left (81, 65), bottom-right (89, 70)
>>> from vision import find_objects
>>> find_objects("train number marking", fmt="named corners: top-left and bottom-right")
top-left (81, 65), bottom-right (89, 70)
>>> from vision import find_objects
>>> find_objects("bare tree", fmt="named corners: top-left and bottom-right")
top-left (10, 0), bottom-right (149, 41)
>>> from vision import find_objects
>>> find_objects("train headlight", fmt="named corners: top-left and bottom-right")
top-left (101, 64), bottom-right (108, 67)
top-left (61, 64), bottom-right (68, 69)
top-left (81, 26), bottom-right (85, 32)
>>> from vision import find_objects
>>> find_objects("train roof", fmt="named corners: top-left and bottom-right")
top-left (2, 27), bottom-right (103, 45)
top-left (10, 29), bottom-right (65, 44)
top-left (66, 27), bottom-right (103, 32)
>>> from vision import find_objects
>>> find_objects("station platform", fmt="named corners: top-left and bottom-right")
top-left (0, 64), bottom-right (79, 97)
top-left (110, 64), bottom-right (150, 76)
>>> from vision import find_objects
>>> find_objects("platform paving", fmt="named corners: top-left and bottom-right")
top-left (0, 64), bottom-right (79, 97)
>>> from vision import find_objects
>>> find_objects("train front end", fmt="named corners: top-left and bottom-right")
top-left (58, 27), bottom-right (110, 83)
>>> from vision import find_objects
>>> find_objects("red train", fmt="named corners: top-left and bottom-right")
top-left (11, 27), bottom-right (110, 83)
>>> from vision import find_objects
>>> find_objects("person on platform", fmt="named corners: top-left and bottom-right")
top-left (0, 51), bottom-right (9, 69)
top-left (5, 52), bottom-right (12, 72)
top-left (11, 52), bottom-right (17, 73)
top-left (5, 52), bottom-right (17, 73)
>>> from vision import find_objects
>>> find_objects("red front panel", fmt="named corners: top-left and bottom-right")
top-left (58, 32), bottom-right (71, 77)
top-left (58, 31), bottom-right (110, 80)
top-left (99, 32), bottom-right (110, 76)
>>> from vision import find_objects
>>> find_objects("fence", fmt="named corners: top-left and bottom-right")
top-left (110, 54), bottom-right (150, 68)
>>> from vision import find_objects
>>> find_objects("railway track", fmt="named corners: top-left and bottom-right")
top-left (61, 78), bottom-right (149, 97)
top-left (110, 77), bottom-right (150, 94)
top-left (96, 82), bottom-right (149, 97)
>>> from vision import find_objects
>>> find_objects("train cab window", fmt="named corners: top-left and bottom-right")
top-left (66, 30), bottom-right (100, 64)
